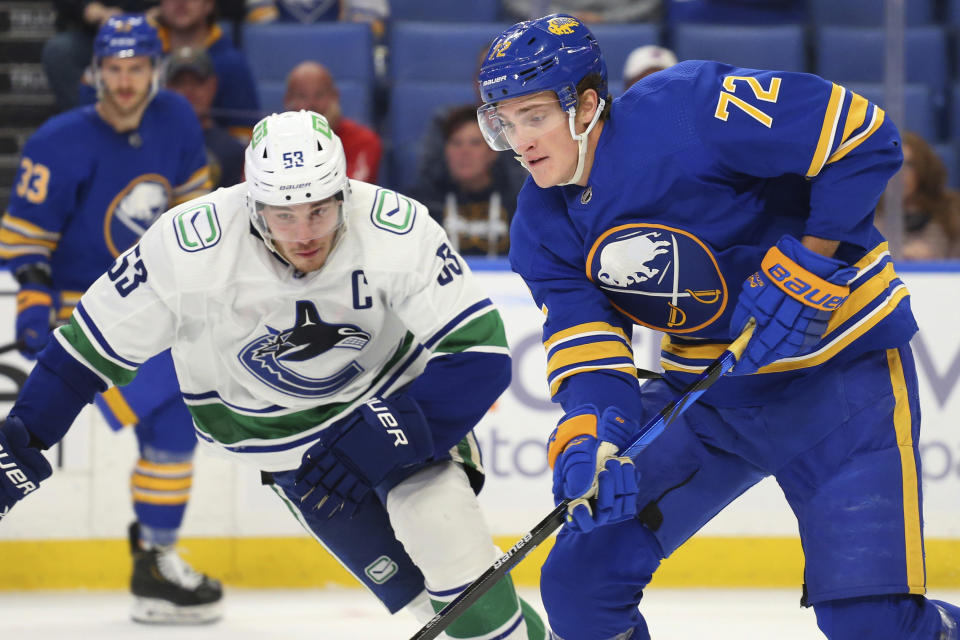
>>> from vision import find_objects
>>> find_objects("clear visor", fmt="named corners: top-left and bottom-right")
top-left (256, 196), bottom-right (343, 243)
top-left (477, 98), bottom-right (571, 152)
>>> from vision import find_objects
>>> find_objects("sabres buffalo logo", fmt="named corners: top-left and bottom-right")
top-left (238, 300), bottom-right (371, 398)
top-left (104, 174), bottom-right (172, 257)
top-left (586, 224), bottom-right (727, 333)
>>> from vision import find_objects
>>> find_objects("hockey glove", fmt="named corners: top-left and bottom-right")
top-left (0, 417), bottom-right (52, 521)
top-left (292, 395), bottom-right (434, 518)
top-left (15, 283), bottom-right (54, 360)
top-left (729, 235), bottom-right (858, 376)
top-left (548, 405), bottom-right (639, 534)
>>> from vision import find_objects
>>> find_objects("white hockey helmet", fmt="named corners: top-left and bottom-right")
top-left (245, 110), bottom-right (351, 250)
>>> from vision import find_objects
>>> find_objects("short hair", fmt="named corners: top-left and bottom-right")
top-left (577, 72), bottom-right (612, 122)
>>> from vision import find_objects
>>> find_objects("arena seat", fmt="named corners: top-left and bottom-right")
top-left (671, 24), bottom-right (806, 72)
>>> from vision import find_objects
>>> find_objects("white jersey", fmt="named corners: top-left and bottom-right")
top-left (54, 181), bottom-right (508, 470)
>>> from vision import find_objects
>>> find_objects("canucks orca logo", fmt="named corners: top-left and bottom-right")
top-left (587, 224), bottom-right (727, 333)
top-left (104, 174), bottom-right (172, 257)
top-left (238, 300), bottom-right (372, 398)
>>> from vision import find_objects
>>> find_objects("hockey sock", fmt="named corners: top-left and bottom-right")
top-left (131, 457), bottom-right (193, 546)
top-left (428, 574), bottom-right (533, 640)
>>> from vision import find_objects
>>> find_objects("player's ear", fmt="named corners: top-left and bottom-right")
top-left (576, 89), bottom-right (599, 129)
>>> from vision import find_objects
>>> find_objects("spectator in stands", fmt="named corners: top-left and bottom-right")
top-left (413, 46), bottom-right (491, 196)
top-left (165, 46), bottom-right (245, 187)
top-left (502, 0), bottom-right (660, 23)
top-left (411, 105), bottom-right (526, 257)
top-left (284, 61), bottom-right (382, 183)
top-left (245, 0), bottom-right (388, 38)
top-left (623, 45), bottom-right (677, 90)
top-left (877, 131), bottom-right (960, 260)
top-left (43, 1), bottom-right (160, 111)
top-left (157, 0), bottom-right (260, 139)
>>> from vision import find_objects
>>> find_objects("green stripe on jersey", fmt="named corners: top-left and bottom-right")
top-left (434, 310), bottom-right (508, 354)
top-left (58, 317), bottom-right (138, 387)
top-left (189, 333), bottom-right (417, 444)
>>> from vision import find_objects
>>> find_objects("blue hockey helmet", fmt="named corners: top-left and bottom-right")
top-left (477, 15), bottom-right (609, 185)
top-left (92, 14), bottom-right (163, 102)
top-left (93, 14), bottom-right (163, 61)
top-left (477, 14), bottom-right (608, 112)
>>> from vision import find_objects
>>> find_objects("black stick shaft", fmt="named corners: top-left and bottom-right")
top-left (408, 322), bottom-right (754, 640)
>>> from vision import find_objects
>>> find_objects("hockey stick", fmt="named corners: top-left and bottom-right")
top-left (408, 320), bottom-right (756, 640)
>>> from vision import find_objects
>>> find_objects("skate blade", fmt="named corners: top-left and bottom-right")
top-left (131, 597), bottom-right (223, 625)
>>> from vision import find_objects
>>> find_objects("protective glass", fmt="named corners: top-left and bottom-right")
top-left (256, 197), bottom-right (343, 243)
top-left (477, 98), bottom-right (570, 152)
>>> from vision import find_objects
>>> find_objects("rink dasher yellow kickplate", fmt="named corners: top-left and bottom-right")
top-left (1, 536), bottom-right (959, 591)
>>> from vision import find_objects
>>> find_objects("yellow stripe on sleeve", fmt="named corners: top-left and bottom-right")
top-left (806, 83), bottom-right (845, 178)
top-left (826, 105), bottom-right (885, 165)
top-left (839, 92), bottom-right (869, 145)
top-left (543, 322), bottom-right (629, 352)
top-left (1, 213), bottom-right (60, 240)
top-left (0, 228), bottom-right (58, 250)
top-left (546, 341), bottom-right (633, 377)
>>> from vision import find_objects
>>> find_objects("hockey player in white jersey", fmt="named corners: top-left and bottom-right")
top-left (0, 110), bottom-right (546, 639)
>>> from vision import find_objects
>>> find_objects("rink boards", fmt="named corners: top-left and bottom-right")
top-left (1, 264), bottom-right (959, 590)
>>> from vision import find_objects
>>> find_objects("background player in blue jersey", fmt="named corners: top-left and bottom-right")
top-left (477, 14), bottom-right (960, 640)
top-left (0, 14), bottom-right (221, 624)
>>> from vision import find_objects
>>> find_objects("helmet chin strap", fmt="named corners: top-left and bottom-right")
top-left (559, 98), bottom-right (605, 186)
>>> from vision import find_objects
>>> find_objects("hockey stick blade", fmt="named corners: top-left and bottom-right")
top-left (408, 320), bottom-right (755, 640)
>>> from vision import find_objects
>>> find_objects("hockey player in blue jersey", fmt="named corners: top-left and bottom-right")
top-left (0, 14), bottom-right (221, 623)
top-left (476, 14), bottom-right (960, 640)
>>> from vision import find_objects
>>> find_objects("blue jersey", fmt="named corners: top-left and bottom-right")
top-left (1, 90), bottom-right (210, 314)
top-left (509, 60), bottom-right (914, 411)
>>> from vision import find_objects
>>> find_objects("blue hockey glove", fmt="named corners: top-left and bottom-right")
top-left (548, 405), bottom-right (639, 534)
top-left (15, 284), bottom-right (54, 360)
top-left (729, 235), bottom-right (858, 375)
top-left (292, 395), bottom-right (434, 518)
top-left (0, 417), bottom-right (52, 521)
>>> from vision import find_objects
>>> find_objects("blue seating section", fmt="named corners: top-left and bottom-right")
top-left (590, 24), bottom-right (661, 84)
top-left (672, 24), bottom-right (805, 72)
top-left (815, 26), bottom-right (948, 88)
top-left (809, 0), bottom-right (933, 26)
top-left (666, 0), bottom-right (805, 24)
top-left (242, 23), bottom-right (374, 85)
top-left (389, 22), bottom-right (511, 82)
top-left (236, 13), bottom-right (960, 189)
top-left (390, 0), bottom-right (501, 22)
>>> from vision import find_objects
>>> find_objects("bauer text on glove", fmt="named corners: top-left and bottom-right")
top-left (729, 234), bottom-right (859, 375)
top-left (292, 394), bottom-right (434, 518)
